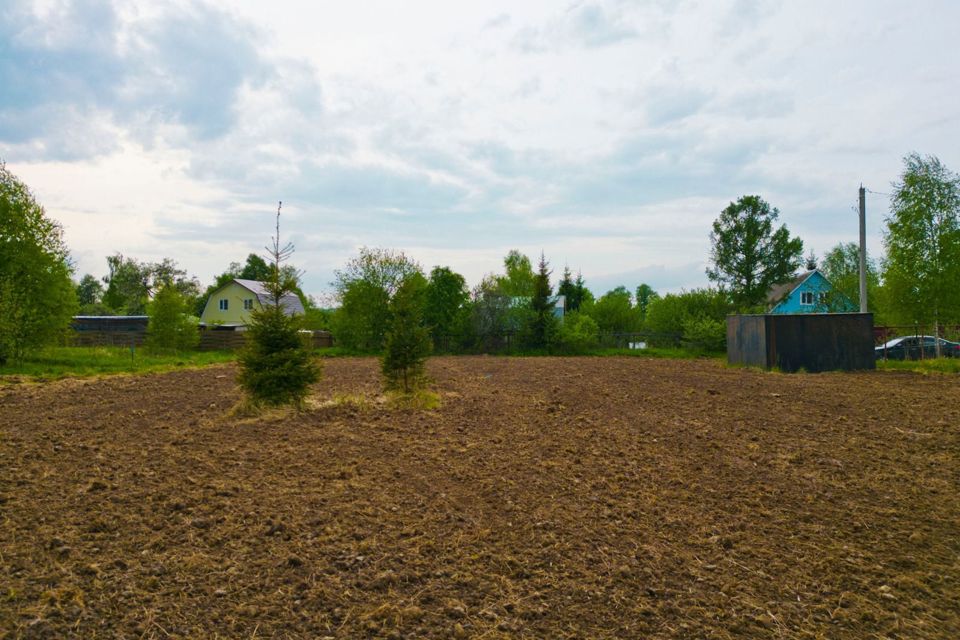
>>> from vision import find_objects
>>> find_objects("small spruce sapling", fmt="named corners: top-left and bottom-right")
top-left (381, 274), bottom-right (431, 393)
top-left (237, 202), bottom-right (320, 407)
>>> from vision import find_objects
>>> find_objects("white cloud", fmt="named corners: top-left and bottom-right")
top-left (2, 0), bottom-right (960, 298)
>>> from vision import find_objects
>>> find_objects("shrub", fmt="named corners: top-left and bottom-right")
top-left (681, 316), bottom-right (727, 352)
top-left (146, 284), bottom-right (199, 353)
top-left (646, 288), bottom-right (732, 349)
top-left (559, 311), bottom-right (599, 353)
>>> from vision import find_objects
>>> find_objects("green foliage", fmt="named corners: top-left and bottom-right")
top-left (0, 346), bottom-right (234, 380)
top-left (556, 267), bottom-right (596, 315)
top-left (877, 357), bottom-right (960, 374)
top-left (102, 254), bottom-right (200, 315)
top-left (527, 252), bottom-right (559, 349)
top-left (146, 284), bottom-right (200, 353)
top-left (635, 283), bottom-right (659, 323)
top-left (680, 316), bottom-right (727, 352)
top-left (557, 266), bottom-right (576, 310)
top-left (820, 242), bottom-right (882, 315)
top-left (558, 311), bottom-right (599, 353)
top-left (301, 297), bottom-right (334, 331)
top-left (498, 249), bottom-right (535, 297)
top-left (0, 162), bottom-right (78, 365)
top-left (102, 254), bottom-right (148, 313)
top-left (334, 246), bottom-right (422, 298)
top-left (424, 266), bottom-right (470, 348)
top-left (237, 206), bottom-right (320, 407)
top-left (382, 274), bottom-right (432, 393)
top-left (707, 195), bottom-right (804, 310)
top-left (76, 274), bottom-right (104, 308)
top-left (567, 271), bottom-right (592, 312)
top-left (332, 280), bottom-right (391, 352)
top-left (332, 247), bottom-right (422, 352)
top-left (238, 309), bottom-right (318, 406)
top-left (882, 153), bottom-right (960, 325)
top-left (584, 286), bottom-right (640, 334)
top-left (468, 275), bottom-right (513, 349)
top-left (237, 253), bottom-right (272, 281)
top-left (646, 288), bottom-right (732, 349)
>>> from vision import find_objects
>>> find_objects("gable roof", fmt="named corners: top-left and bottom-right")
top-left (766, 271), bottom-right (814, 308)
top-left (229, 279), bottom-right (305, 315)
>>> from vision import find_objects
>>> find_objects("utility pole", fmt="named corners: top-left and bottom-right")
top-left (858, 185), bottom-right (868, 313)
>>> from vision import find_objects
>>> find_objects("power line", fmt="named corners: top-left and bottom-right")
top-left (865, 188), bottom-right (892, 197)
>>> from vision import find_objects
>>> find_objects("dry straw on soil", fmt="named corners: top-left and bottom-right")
top-left (1, 357), bottom-right (958, 638)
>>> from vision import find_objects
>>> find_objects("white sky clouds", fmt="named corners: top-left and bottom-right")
top-left (2, 0), bottom-right (959, 298)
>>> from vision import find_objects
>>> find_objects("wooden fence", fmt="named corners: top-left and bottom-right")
top-left (198, 330), bottom-right (334, 351)
top-left (70, 329), bottom-right (148, 348)
top-left (68, 323), bottom-right (333, 352)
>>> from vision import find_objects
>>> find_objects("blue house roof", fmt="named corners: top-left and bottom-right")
top-left (767, 270), bottom-right (855, 314)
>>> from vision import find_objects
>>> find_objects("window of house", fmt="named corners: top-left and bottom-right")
top-left (244, 298), bottom-right (254, 310)
top-left (800, 291), bottom-right (814, 305)
top-left (219, 299), bottom-right (228, 311)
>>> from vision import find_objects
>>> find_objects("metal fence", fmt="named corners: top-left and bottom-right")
top-left (430, 331), bottom-right (685, 354)
top-left (67, 317), bottom-right (333, 352)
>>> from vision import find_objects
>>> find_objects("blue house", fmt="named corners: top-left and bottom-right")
top-left (766, 270), bottom-right (855, 314)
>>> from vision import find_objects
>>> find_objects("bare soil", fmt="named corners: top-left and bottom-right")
top-left (1, 357), bottom-right (958, 639)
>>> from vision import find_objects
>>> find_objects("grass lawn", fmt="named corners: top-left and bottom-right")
top-left (0, 346), bottom-right (235, 381)
top-left (876, 356), bottom-right (960, 373)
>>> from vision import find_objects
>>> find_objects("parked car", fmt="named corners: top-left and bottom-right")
top-left (875, 336), bottom-right (960, 360)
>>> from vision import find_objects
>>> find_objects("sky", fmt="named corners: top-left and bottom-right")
top-left (2, 0), bottom-right (959, 302)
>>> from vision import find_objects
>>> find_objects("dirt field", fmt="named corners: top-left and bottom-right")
top-left (1, 357), bottom-right (958, 639)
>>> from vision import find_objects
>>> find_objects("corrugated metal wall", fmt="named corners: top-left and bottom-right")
top-left (727, 313), bottom-right (875, 372)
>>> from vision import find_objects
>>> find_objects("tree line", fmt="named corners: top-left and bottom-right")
top-left (3, 152), bottom-right (960, 366)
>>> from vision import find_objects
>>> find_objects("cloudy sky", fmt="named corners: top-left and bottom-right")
top-left (2, 0), bottom-right (958, 300)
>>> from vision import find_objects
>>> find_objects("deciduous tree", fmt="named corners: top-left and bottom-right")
top-left (424, 266), bottom-right (469, 348)
top-left (0, 162), bottom-right (77, 365)
top-left (587, 286), bottom-right (640, 335)
top-left (707, 195), bottom-right (804, 310)
top-left (882, 153), bottom-right (960, 329)
top-left (498, 249), bottom-right (535, 297)
top-left (820, 242), bottom-right (880, 314)
top-left (331, 247), bottom-right (422, 351)
top-left (635, 283), bottom-right (659, 323)
top-left (102, 255), bottom-right (200, 315)
top-left (146, 284), bottom-right (200, 353)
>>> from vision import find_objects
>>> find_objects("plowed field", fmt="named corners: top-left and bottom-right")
top-left (1, 357), bottom-right (958, 639)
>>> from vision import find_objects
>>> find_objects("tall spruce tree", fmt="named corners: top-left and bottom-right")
top-left (529, 252), bottom-right (558, 349)
top-left (557, 265), bottom-right (576, 312)
top-left (237, 203), bottom-right (319, 407)
top-left (572, 271), bottom-right (592, 311)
